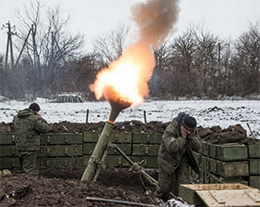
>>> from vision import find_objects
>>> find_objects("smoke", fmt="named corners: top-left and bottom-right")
top-left (131, 0), bottom-right (180, 48)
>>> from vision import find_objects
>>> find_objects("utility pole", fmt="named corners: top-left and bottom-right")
top-left (15, 25), bottom-right (33, 68)
top-left (2, 21), bottom-right (16, 69)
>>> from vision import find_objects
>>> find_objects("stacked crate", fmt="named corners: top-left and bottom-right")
top-left (0, 134), bottom-right (19, 169)
top-left (38, 133), bottom-right (83, 167)
top-left (248, 143), bottom-right (260, 190)
top-left (131, 133), bottom-right (161, 168)
top-left (83, 131), bottom-right (132, 167)
top-left (197, 141), bottom-right (249, 185)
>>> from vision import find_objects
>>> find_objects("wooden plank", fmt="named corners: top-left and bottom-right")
top-left (179, 184), bottom-right (204, 206)
top-left (197, 189), bottom-right (260, 206)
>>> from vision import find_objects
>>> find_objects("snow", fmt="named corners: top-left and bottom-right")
top-left (1, 98), bottom-right (259, 138)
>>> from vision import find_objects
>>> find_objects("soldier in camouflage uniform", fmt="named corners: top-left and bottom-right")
top-left (13, 103), bottom-right (49, 175)
top-left (155, 112), bottom-right (201, 201)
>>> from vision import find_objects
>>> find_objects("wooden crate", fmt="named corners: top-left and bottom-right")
top-left (248, 143), bottom-right (260, 159)
top-left (132, 144), bottom-right (159, 156)
top-left (37, 157), bottom-right (83, 167)
top-left (0, 145), bottom-right (17, 157)
top-left (0, 133), bottom-right (16, 145)
top-left (249, 159), bottom-right (260, 175)
top-left (37, 145), bottom-right (82, 157)
top-left (249, 176), bottom-right (260, 190)
top-left (132, 133), bottom-right (162, 144)
top-left (206, 143), bottom-right (248, 161)
top-left (180, 183), bottom-right (260, 207)
top-left (40, 133), bottom-right (83, 145)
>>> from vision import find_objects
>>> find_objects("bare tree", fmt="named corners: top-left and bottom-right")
top-left (234, 22), bottom-right (260, 95)
top-left (93, 24), bottom-right (130, 66)
top-left (13, 0), bottom-right (84, 97)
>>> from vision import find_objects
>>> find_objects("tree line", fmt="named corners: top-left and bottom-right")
top-left (0, 1), bottom-right (259, 100)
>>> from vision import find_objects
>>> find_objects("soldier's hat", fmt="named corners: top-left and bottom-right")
top-left (29, 103), bottom-right (41, 112)
top-left (182, 116), bottom-right (197, 131)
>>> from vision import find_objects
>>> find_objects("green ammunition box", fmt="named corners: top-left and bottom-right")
top-left (248, 143), bottom-right (260, 158)
top-left (215, 143), bottom-right (248, 161)
top-left (38, 157), bottom-right (82, 167)
top-left (249, 176), bottom-right (260, 190)
top-left (82, 143), bottom-right (96, 154)
top-left (249, 159), bottom-right (260, 175)
top-left (0, 134), bottom-right (16, 145)
top-left (105, 155), bottom-right (131, 167)
top-left (83, 132), bottom-right (101, 143)
top-left (108, 133), bottom-right (132, 143)
top-left (132, 133), bottom-right (162, 144)
top-left (200, 155), bottom-right (210, 170)
top-left (201, 141), bottom-right (209, 156)
top-left (37, 145), bottom-right (82, 157)
top-left (131, 156), bottom-right (158, 168)
top-left (202, 169), bottom-right (248, 185)
top-left (132, 144), bottom-right (159, 156)
top-left (207, 157), bottom-right (218, 173)
top-left (207, 143), bottom-right (217, 158)
top-left (40, 133), bottom-right (83, 145)
top-left (83, 132), bottom-right (132, 143)
top-left (82, 155), bottom-right (90, 166)
top-left (0, 145), bottom-right (17, 157)
top-left (216, 160), bottom-right (249, 177)
top-left (0, 157), bottom-right (19, 169)
top-left (107, 144), bottom-right (131, 155)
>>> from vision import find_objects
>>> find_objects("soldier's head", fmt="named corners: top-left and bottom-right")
top-left (29, 103), bottom-right (41, 112)
top-left (182, 116), bottom-right (197, 134)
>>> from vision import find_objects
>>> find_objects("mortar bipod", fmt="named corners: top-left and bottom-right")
top-left (108, 142), bottom-right (158, 187)
top-left (108, 142), bottom-right (184, 202)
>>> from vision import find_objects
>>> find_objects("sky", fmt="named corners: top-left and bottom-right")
top-left (1, 0), bottom-right (260, 56)
top-left (1, 97), bottom-right (259, 138)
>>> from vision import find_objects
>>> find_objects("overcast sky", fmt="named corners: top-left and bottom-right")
top-left (1, 0), bottom-right (260, 55)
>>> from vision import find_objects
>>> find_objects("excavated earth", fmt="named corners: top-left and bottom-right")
top-left (0, 121), bottom-right (259, 207)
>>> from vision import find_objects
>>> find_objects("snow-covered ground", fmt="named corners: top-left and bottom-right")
top-left (0, 98), bottom-right (259, 138)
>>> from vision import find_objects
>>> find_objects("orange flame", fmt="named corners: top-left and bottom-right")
top-left (90, 42), bottom-right (155, 107)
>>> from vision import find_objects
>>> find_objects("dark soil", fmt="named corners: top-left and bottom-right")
top-left (0, 167), bottom-right (161, 207)
top-left (1, 120), bottom-right (258, 144)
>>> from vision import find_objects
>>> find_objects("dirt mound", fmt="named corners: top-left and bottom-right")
top-left (0, 167), bottom-right (160, 207)
top-left (1, 121), bottom-right (258, 144)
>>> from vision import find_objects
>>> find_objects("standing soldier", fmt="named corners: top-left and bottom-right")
top-left (155, 112), bottom-right (201, 201)
top-left (13, 103), bottom-right (49, 175)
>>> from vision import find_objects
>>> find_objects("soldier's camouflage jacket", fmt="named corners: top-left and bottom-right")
top-left (13, 108), bottom-right (49, 151)
top-left (157, 117), bottom-right (201, 175)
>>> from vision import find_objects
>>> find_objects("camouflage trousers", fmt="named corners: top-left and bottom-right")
top-left (155, 161), bottom-right (190, 201)
top-left (18, 151), bottom-right (38, 175)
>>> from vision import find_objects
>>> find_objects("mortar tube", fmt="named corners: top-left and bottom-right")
top-left (81, 121), bottom-right (114, 181)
